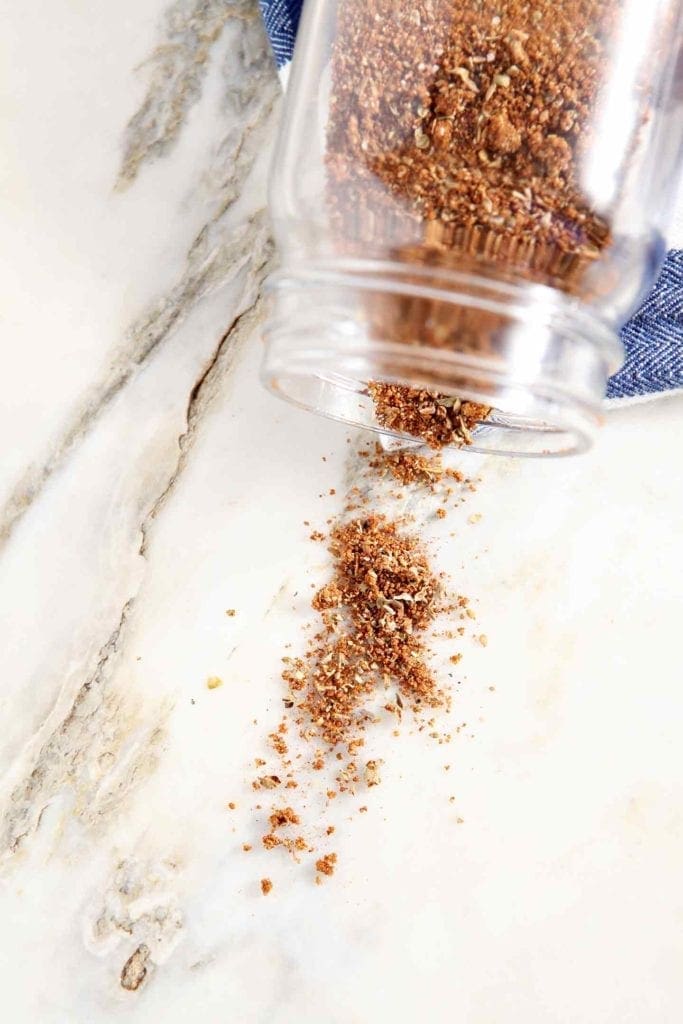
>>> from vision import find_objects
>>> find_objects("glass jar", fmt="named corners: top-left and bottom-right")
top-left (261, 0), bottom-right (683, 456)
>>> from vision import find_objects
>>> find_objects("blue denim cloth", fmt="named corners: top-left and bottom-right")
top-left (259, 0), bottom-right (304, 68)
top-left (260, 0), bottom-right (683, 400)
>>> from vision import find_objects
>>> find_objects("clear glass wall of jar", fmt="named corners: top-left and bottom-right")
top-left (262, 0), bottom-right (683, 456)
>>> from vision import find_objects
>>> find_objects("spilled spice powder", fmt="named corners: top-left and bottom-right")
top-left (269, 807), bottom-right (300, 829)
top-left (368, 445), bottom-right (465, 490)
top-left (283, 514), bottom-right (448, 749)
top-left (260, 878), bottom-right (273, 896)
top-left (370, 448), bottom-right (444, 487)
top-left (369, 383), bottom-right (491, 449)
top-left (365, 760), bottom-right (382, 787)
top-left (253, 774), bottom-right (282, 791)
top-left (315, 853), bottom-right (337, 877)
top-left (268, 732), bottom-right (288, 756)
top-left (246, 442), bottom-right (485, 887)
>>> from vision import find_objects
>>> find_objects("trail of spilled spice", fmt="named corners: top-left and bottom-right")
top-left (283, 514), bottom-right (448, 750)
top-left (369, 383), bottom-right (492, 449)
top-left (245, 449), bottom-right (484, 886)
top-left (368, 444), bottom-right (467, 490)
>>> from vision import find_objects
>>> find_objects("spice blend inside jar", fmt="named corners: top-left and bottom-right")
top-left (326, 0), bottom-right (618, 288)
top-left (264, 0), bottom-right (683, 456)
top-left (324, 0), bottom-right (623, 444)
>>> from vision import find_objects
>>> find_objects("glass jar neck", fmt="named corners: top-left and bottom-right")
top-left (262, 260), bottom-right (623, 457)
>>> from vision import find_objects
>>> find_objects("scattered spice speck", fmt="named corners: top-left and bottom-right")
top-left (206, 676), bottom-right (223, 690)
top-left (365, 760), bottom-right (383, 788)
top-left (269, 807), bottom-right (301, 829)
top-left (260, 878), bottom-right (273, 896)
top-left (315, 853), bottom-right (337, 877)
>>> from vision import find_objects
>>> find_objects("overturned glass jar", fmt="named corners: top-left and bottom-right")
top-left (262, 0), bottom-right (683, 455)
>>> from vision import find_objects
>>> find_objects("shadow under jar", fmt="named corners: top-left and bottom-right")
top-left (262, 0), bottom-right (683, 456)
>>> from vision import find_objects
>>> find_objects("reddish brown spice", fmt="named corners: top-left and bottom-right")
top-left (315, 853), bottom-right (338, 877)
top-left (326, 1), bottom-right (620, 445)
top-left (327, 0), bottom-right (617, 283)
top-left (369, 384), bottom-right (491, 449)
top-left (368, 445), bottom-right (468, 488)
top-left (283, 514), bottom-right (447, 748)
top-left (249, 430), bottom-right (485, 884)
top-left (365, 760), bottom-right (382, 788)
top-left (260, 878), bottom-right (273, 896)
top-left (269, 733), bottom-right (288, 756)
top-left (253, 775), bottom-right (282, 791)
top-left (269, 807), bottom-right (300, 830)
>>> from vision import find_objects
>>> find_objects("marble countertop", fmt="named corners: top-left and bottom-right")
top-left (1, 2), bottom-right (682, 1021)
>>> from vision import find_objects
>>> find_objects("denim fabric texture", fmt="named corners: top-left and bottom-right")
top-left (259, 0), bottom-right (304, 67)
top-left (259, 0), bottom-right (683, 399)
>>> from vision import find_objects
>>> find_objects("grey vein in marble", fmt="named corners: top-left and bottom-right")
top-left (118, 0), bottom-right (258, 186)
top-left (0, 4), bottom-right (277, 859)
top-left (139, 286), bottom-right (271, 553)
top-left (87, 857), bottom-right (185, 987)
top-left (0, 0), bottom-right (278, 552)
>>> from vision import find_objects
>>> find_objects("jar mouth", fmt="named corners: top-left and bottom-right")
top-left (261, 262), bottom-right (624, 458)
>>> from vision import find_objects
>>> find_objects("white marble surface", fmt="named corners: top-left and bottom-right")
top-left (0, 2), bottom-right (682, 1022)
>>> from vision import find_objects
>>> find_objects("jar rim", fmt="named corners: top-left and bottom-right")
top-left (262, 262), bottom-right (623, 457)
